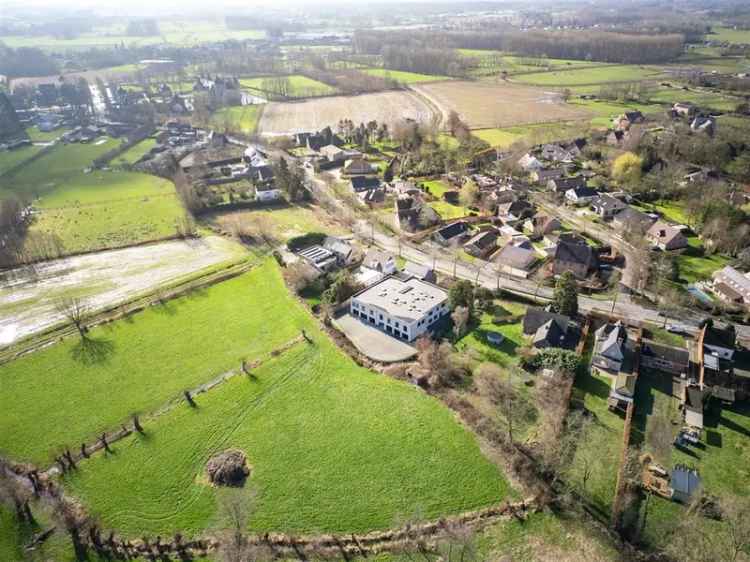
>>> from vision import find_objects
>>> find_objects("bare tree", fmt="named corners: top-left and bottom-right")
top-left (475, 363), bottom-right (530, 445)
top-left (215, 488), bottom-right (268, 562)
top-left (55, 297), bottom-right (89, 338)
top-left (451, 305), bottom-right (470, 340)
top-left (48, 496), bottom-right (89, 561)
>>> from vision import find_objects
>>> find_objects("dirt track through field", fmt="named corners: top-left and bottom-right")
top-left (412, 81), bottom-right (591, 129)
top-left (258, 90), bottom-right (437, 135)
top-left (0, 236), bottom-right (244, 347)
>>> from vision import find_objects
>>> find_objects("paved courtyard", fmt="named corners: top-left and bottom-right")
top-left (334, 313), bottom-right (417, 363)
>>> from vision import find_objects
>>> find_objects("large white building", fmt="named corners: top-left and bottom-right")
top-left (350, 276), bottom-right (449, 342)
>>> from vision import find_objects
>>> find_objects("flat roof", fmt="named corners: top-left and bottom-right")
top-left (354, 276), bottom-right (448, 322)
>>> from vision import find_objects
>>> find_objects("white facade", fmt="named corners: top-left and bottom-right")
top-left (350, 277), bottom-right (449, 342)
top-left (256, 189), bottom-right (283, 202)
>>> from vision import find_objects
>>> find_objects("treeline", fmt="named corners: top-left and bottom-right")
top-left (0, 44), bottom-right (58, 78)
top-left (354, 29), bottom-right (685, 64)
top-left (304, 69), bottom-right (394, 94)
top-left (381, 45), bottom-right (466, 77)
top-left (126, 19), bottom-right (160, 37)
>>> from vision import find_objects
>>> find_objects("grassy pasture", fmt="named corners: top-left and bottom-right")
top-left (710, 26), bottom-right (750, 44)
top-left (210, 105), bottom-right (264, 135)
top-left (26, 126), bottom-right (69, 142)
top-left (473, 121), bottom-right (593, 148)
top-left (516, 65), bottom-right (663, 86)
top-left (65, 338), bottom-right (508, 534)
top-left (0, 144), bottom-right (44, 175)
top-left (240, 75), bottom-right (337, 97)
top-left (429, 201), bottom-right (471, 220)
top-left (1, 139), bottom-right (184, 255)
top-left (113, 138), bottom-right (157, 166)
top-left (362, 68), bottom-right (450, 83)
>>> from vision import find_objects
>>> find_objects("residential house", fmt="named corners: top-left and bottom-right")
top-left (494, 244), bottom-right (537, 278)
top-left (702, 324), bottom-right (736, 364)
top-left (547, 176), bottom-right (587, 194)
top-left (350, 276), bottom-right (449, 342)
top-left (320, 144), bottom-right (347, 162)
top-left (553, 239), bottom-right (597, 279)
top-left (363, 249), bottom-right (397, 275)
top-left (592, 321), bottom-right (629, 375)
top-left (613, 111), bottom-right (644, 130)
top-left (343, 157), bottom-right (374, 176)
top-left (640, 341), bottom-right (690, 375)
top-left (433, 221), bottom-right (470, 246)
top-left (712, 266), bottom-right (750, 306)
top-left (646, 221), bottom-right (688, 251)
top-left (395, 195), bottom-right (440, 232)
top-left (323, 236), bottom-right (354, 266)
top-left (464, 229), bottom-right (499, 258)
top-left (497, 199), bottom-right (535, 225)
top-left (606, 129), bottom-right (632, 147)
top-left (565, 186), bottom-right (599, 206)
top-left (363, 187), bottom-right (386, 206)
top-left (298, 245), bottom-right (338, 272)
top-left (591, 194), bottom-right (627, 219)
top-left (523, 214), bottom-right (562, 237)
top-left (612, 207), bottom-right (657, 233)
top-left (518, 153), bottom-right (543, 172)
top-left (522, 307), bottom-right (572, 349)
top-left (690, 115), bottom-right (716, 135)
top-left (351, 176), bottom-right (381, 193)
top-left (531, 167), bottom-right (564, 184)
top-left (404, 263), bottom-right (437, 283)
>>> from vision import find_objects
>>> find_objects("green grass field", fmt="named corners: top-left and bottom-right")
top-left (429, 201), bottom-right (471, 220)
top-left (210, 105), bottom-right (264, 135)
top-left (0, 260), bottom-right (512, 534)
top-left (422, 179), bottom-right (452, 198)
top-left (473, 121), bottom-right (592, 148)
top-left (516, 65), bottom-right (663, 87)
top-left (1, 139), bottom-right (184, 255)
top-left (240, 75), bottom-right (336, 97)
top-left (0, 144), bottom-right (44, 175)
top-left (710, 26), bottom-right (750, 44)
top-left (26, 126), bottom-right (69, 142)
top-left (113, 138), bottom-right (157, 166)
top-left (456, 302), bottom-right (527, 368)
top-left (362, 68), bottom-right (450, 83)
top-left (645, 88), bottom-right (740, 112)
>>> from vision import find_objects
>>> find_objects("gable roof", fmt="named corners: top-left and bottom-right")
top-left (464, 229), bottom-right (498, 251)
top-left (703, 325), bottom-right (736, 350)
top-left (647, 221), bottom-right (685, 245)
top-left (567, 186), bottom-right (599, 199)
top-left (614, 207), bottom-right (657, 229)
top-left (592, 194), bottom-right (627, 212)
top-left (363, 248), bottom-right (394, 271)
top-left (549, 176), bottom-right (587, 192)
top-left (495, 244), bottom-right (536, 269)
top-left (523, 307), bottom-right (570, 336)
top-left (597, 322), bottom-right (627, 361)
top-left (351, 176), bottom-right (381, 192)
top-left (534, 319), bottom-right (567, 347)
top-left (554, 240), bottom-right (595, 267)
top-left (435, 221), bottom-right (469, 241)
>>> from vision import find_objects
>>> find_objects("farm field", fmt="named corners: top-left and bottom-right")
top-left (26, 125), bottom-right (69, 142)
top-left (645, 87), bottom-right (741, 112)
top-left (515, 65), bottom-right (664, 87)
top-left (1, 139), bottom-right (185, 256)
top-left (0, 235), bottom-right (245, 347)
top-left (710, 26), bottom-right (750, 44)
top-left (0, 259), bottom-right (509, 535)
top-left (361, 68), bottom-right (450, 83)
top-left (258, 91), bottom-right (435, 135)
top-left (240, 75), bottom-right (337, 97)
top-left (210, 203), bottom-right (346, 242)
top-left (0, 144), bottom-right (44, 175)
top-left (209, 105), bottom-right (265, 135)
top-left (113, 138), bottom-right (157, 166)
top-left (412, 81), bottom-right (590, 129)
top-left (65, 337), bottom-right (508, 534)
top-left (472, 120), bottom-right (593, 148)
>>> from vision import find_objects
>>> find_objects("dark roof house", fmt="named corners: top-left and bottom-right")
top-left (553, 240), bottom-right (597, 279)
top-left (433, 221), bottom-right (470, 246)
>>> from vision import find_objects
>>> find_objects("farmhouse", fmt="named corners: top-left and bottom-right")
top-left (350, 276), bottom-right (449, 342)
top-left (646, 221), bottom-right (688, 251)
top-left (553, 239), bottom-right (598, 279)
top-left (591, 194), bottom-right (627, 218)
top-left (712, 266), bottom-right (750, 306)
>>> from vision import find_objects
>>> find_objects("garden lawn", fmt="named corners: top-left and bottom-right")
top-left (677, 241), bottom-right (730, 284)
top-left (113, 138), bottom-right (157, 166)
top-left (516, 65), bottom-right (663, 87)
top-left (210, 105), bottom-right (264, 135)
top-left (26, 126), bottom-right (69, 142)
top-left (0, 144), bottom-right (43, 175)
top-left (423, 179), bottom-right (452, 198)
top-left (456, 301), bottom-right (527, 367)
top-left (711, 26), bottom-right (750, 44)
top-left (429, 201), bottom-right (470, 220)
top-left (0, 261), bottom-right (313, 464)
top-left (362, 68), bottom-right (450, 83)
top-left (240, 75), bottom-right (336, 97)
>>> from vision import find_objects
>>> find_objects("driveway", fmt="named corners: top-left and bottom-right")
top-left (334, 313), bottom-right (417, 363)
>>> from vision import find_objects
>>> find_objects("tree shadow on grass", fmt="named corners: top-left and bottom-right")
top-left (70, 336), bottom-right (115, 366)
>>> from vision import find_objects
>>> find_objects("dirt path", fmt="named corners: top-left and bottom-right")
top-left (0, 236), bottom-right (245, 347)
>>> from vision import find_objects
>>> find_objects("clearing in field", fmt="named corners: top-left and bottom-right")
top-left (0, 260), bottom-right (509, 534)
top-left (257, 91), bottom-right (436, 135)
top-left (0, 139), bottom-right (185, 256)
top-left (361, 68), bottom-right (450, 83)
top-left (514, 65), bottom-right (664, 87)
top-left (412, 81), bottom-right (590, 129)
top-left (240, 75), bottom-right (337, 97)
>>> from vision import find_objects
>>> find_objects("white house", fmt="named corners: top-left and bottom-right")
top-left (518, 153), bottom-right (543, 172)
top-left (256, 188), bottom-right (283, 203)
top-left (350, 276), bottom-right (449, 342)
top-left (565, 186), bottom-right (599, 206)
